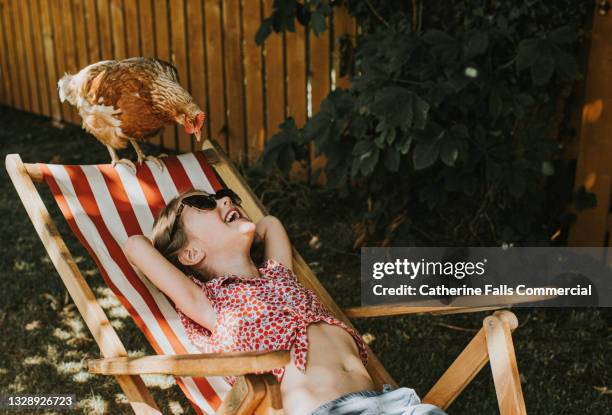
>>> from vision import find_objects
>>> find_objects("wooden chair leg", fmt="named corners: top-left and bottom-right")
top-left (422, 327), bottom-right (489, 410)
top-left (423, 311), bottom-right (526, 414)
top-left (216, 375), bottom-right (267, 415)
top-left (254, 374), bottom-right (283, 415)
top-left (484, 311), bottom-right (527, 415)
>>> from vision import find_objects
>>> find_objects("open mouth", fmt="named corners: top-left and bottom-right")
top-left (224, 208), bottom-right (244, 223)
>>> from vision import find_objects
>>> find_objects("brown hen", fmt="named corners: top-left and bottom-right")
top-left (58, 57), bottom-right (205, 171)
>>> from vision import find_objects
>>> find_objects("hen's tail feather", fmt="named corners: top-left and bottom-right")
top-left (57, 73), bottom-right (75, 104)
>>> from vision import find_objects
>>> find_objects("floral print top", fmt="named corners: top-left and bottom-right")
top-left (173, 258), bottom-right (368, 385)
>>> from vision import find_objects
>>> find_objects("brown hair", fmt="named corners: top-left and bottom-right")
top-left (150, 189), bottom-right (265, 281)
top-left (150, 189), bottom-right (212, 281)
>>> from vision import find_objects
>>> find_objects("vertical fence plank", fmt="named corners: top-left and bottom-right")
top-left (50, 0), bottom-right (70, 121)
top-left (0, 0), bottom-right (14, 107)
top-left (17, 1), bottom-right (40, 114)
top-left (28, 0), bottom-right (51, 116)
top-left (11, 0), bottom-right (31, 111)
top-left (62, 0), bottom-right (80, 123)
top-left (0, 2), bottom-right (4, 104)
top-left (84, 0), bottom-right (100, 62)
top-left (309, 16), bottom-right (331, 185)
top-left (72, 0), bottom-right (89, 127)
top-left (124, 0), bottom-right (140, 57)
top-left (39, 0), bottom-right (61, 121)
top-left (186, 0), bottom-right (207, 149)
top-left (19, 0), bottom-right (41, 113)
top-left (569, 6), bottom-right (612, 250)
top-left (73, 0), bottom-right (89, 68)
top-left (0, 2), bottom-right (4, 106)
top-left (285, 26), bottom-right (306, 127)
top-left (169, 0), bottom-right (191, 152)
top-left (3, 0), bottom-right (21, 109)
top-left (110, 0), bottom-right (126, 59)
top-left (309, 26), bottom-right (330, 113)
top-left (0, 0), bottom-right (5, 105)
top-left (262, 0), bottom-right (284, 138)
top-left (139, 0), bottom-right (154, 57)
top-left (32, 0), bottom-right (52, 116)
top-left (222, 0), bottom-right (246, 162)
top-left (139, 0), bottom-right (159, 145)
top-left (203, 0), bottom-right (227, 151)
top-left (0, 0), bottom-right (2, 105)
top-left (242, 0), bottom-right (264, 164)
top-left (332, 5), bottom-right (353, 90)
top-left (285, 22), bottom-right (307, 181)
top-left (153, 0), bottom-right (176, 150)
top-left (97, 0), bottom-right (113, 60)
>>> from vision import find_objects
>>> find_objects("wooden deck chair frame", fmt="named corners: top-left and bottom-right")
top-left (6, 138), bottom-right (527, 415)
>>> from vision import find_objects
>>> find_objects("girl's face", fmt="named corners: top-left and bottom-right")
top-left (180, 192), bottom-right (255, 257)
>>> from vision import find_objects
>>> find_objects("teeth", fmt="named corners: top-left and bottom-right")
top-left (226, 210), bottom-right (240, 223)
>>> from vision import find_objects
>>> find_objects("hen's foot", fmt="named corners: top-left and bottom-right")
top-left (141, 154), bottom-right (166, 171)
top-left (111, 158), bottom-right (137, 173)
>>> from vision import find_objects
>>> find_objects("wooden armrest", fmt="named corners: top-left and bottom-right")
top-left (345, 293), bottom-right (555, 319)
top-left (344, 305), bottom-right (503, 318)
top-left (88, 350), bottom-right (290, 377)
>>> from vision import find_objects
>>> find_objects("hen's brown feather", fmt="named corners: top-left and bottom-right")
top-left (59, 57), bottom-right (197, 150)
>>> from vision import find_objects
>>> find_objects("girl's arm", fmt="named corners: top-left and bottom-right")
top-left (255, 215), bottom-right (293, 271)
top-left (123, 235), bottom-right (216, 330)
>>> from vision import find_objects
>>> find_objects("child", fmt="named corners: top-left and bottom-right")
top-left (123, 188), bottom-right (446, 415)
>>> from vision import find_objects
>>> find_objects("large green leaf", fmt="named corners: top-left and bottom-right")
top-left (464, 31), bottom-right (489, 59)
top-left (412, 95), bottom-right (430, 130)
top-left (352, 140), bottom-right (373, 156)
top-left (531, 54), bottom-right (555, 86)
top-left (423, 29), bottom-right (459, 63)
top-left (440, 138), bottom-right (459, 167)
top-left (360, 147), bottom-right (380, 176)
top-left (383, 147), bottom-right (401, 172)
top-left (549, 25), bottom-right (575, 45)
top-left (516, 39), bottom-right (540, 72)
top-left (310, 11), bottom-right (327, 35)
top-left (255, 18), bottom-right (273, 45)
top-left (413, 139), bottom-right (440, 170)
top-left (555, 52), bottom-right (578, 82)
top-left (370, 86), bottom-right (414, 128)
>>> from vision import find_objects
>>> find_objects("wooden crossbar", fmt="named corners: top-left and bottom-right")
top-left (89, 351), bottom-right (290, 377)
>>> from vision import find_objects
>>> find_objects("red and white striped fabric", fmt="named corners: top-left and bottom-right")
top-left (39, 151), bottom-right (231, 414)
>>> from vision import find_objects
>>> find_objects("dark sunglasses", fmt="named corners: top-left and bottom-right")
top-left (170, 188), bottom-right (242, 238)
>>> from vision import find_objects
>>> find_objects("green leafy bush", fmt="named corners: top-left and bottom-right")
top-left (257, 0), bottom-right (592, 246)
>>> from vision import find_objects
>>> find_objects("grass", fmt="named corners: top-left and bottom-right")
top-left (1, 106), bottom-right (610, 414)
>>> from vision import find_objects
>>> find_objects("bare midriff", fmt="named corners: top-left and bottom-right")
top-left (280, 322), bottom-right (375, 415)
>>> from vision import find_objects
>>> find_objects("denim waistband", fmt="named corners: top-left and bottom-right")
top-left (308, 385), bottom-right (447, 415)
top-left (309, 384), bottom-right (393, 415)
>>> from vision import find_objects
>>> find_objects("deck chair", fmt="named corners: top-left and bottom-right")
top-left (6, 138), bottom-right (527, 415)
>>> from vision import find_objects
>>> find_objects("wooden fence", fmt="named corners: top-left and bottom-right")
top-left (0, 0), bottom-right (357, 165)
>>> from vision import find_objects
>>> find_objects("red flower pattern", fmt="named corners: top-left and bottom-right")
top-left (174, 258), bottom-right (368, 386)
